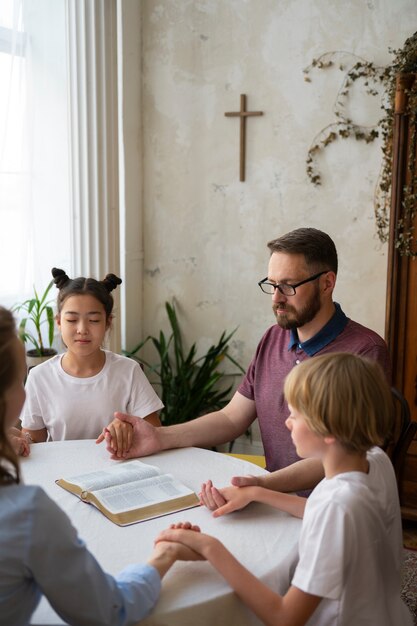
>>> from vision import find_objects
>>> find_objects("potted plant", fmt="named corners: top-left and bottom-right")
top-left (13, 280), bottom-right (57, 368)
top-left (124, 301), bottom-right (246, 426)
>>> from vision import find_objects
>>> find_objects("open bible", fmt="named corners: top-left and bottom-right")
top-left (56, 460), bottom-right (200, 526)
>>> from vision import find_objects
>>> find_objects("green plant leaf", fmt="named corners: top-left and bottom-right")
top-left (46, 306), bottom-right (55, 346)
top-left (13, 280), bottom-right (56, 352)
top-left (123, 300), bottom-right (245, 426)
top-left (28, 299), bottom-right (36, 314)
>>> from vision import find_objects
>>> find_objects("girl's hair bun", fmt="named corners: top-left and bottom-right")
top-left (51, 267), bottom-right (71, 290)
top-left (102, 273), bottom-right (122, 293)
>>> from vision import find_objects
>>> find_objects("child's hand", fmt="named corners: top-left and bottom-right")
top-left (148, 522), bottom-right (203, 577)
top-left (199, 480), bottom-right (255, 517)
top-left (155, 522), bottom-right (219, 560)
top-left (199, 479), bottom-right (228, 510)
top-left (167, 521), bottom-right (201, 533)
top-left (8, 427), bottom-right (30, 457)
top-left (97, 412), bottom-right (164, 460)
top-left (151, 539), bottom-right (204, 563)
top-left (96, 417), bottom-right (134, 457)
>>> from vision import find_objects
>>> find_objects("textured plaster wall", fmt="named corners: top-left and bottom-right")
top-left (138, 0), bottom-right (416, 381)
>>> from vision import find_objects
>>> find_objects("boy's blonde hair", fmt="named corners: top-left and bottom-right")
top-left (284, 353), bottom-right (393, 453)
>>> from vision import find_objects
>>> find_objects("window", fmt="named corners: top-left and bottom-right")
top-left (0, 0), bottom-right (71, 312)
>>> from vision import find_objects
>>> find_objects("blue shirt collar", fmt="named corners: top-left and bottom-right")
top-left (288, 303), bottom-right (349, 356)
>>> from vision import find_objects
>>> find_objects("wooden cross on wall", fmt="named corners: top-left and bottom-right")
top-left (225, 94), bottom-right (263, 182)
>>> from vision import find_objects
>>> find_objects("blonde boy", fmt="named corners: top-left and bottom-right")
top-left (157, 353), bottom-right (412, 626)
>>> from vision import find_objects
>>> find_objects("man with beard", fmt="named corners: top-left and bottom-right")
top-left (100, 228), bottom-right (390, 494)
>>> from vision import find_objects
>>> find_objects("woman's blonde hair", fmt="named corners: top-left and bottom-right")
top-left (0, 306), bottom-right (20, 484)
top-left (284, 352), bottom-right (393, 453)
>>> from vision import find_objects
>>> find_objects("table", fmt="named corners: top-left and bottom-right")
top-left (21, 440), bottom-right (301, 626)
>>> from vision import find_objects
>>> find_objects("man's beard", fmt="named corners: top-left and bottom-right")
top-left (273, 285), bottom-right (321, 330)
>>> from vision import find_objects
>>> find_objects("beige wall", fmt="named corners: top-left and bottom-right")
top-left (124, 0), bottom-right (416, 378)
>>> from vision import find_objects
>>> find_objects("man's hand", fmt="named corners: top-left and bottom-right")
top-left (230, 475), bottom-right (259, 488)
top-left (96, 412), bottom-right (163, 459)
top-left (199, 479), bottom-right (257, 517)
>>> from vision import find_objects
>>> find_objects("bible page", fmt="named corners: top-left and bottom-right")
top-left (63, 460), bottom-right (161, 492)
top-left (91, 473), bottom-right (196, 514)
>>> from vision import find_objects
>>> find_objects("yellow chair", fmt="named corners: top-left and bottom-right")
top-left (224, 453), bottom-right (266, 468)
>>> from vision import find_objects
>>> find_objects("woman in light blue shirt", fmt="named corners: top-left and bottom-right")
top-left (0, 306), bottom-right (199, 626)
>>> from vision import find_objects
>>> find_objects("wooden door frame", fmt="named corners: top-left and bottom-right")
top-left (385, 73), bottom-right (417, 422)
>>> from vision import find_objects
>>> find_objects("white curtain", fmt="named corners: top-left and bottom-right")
top-left (0, 0), bottom-right (71, 311)
top-left (0, 0), bottom-right (122, 352)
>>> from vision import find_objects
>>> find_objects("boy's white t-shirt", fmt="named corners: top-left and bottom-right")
top-left (292, 447), bottom-right (413, 626)
top-left (20, 351), bottom-right (164, 440)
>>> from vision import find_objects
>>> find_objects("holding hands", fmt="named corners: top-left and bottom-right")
top-left (155, 522), bottom-right (218, 562)
top-left (96, 411), bottom-right (163, 459)
top-left (149, 523), bottom-right (205, 576)
top-left (8, 427), bottom-right (30, 457)
top-left (96, 414), bottom-right (134, 457)
top-left (199, 475), bottom-right (305, 519)
top-left (199, 477), bottom-right (259, 517)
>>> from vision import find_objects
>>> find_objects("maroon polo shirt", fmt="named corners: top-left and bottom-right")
top-left (238, 303), bottom-right (391, 474)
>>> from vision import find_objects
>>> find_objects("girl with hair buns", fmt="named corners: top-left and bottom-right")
top-left (0, 306), bottom-right (201, 625)
top-left (17, 268), bottom-right (162, 456)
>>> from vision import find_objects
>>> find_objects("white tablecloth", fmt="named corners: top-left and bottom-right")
top-left (21, 440), bottom-right (301, 626)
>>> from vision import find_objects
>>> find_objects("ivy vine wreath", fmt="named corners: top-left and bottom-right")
top-left (303, 31), bottom-right (417, 258)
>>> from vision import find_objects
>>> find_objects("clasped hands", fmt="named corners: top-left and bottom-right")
top-left (198, 476), bottom-right (260, 516)
top-left (9, 426), bottom-right (30, 457)
top-left (153, 476), bottom-right (259, 562)
top-left (95, 414), bottom-right (134, 457)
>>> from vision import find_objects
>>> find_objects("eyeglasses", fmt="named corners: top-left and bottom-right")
top-left (258, 271), bottom-right (328, 296)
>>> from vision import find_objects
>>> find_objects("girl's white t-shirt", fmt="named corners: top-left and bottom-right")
top-left (20, 351), bottom-right (164, 440)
